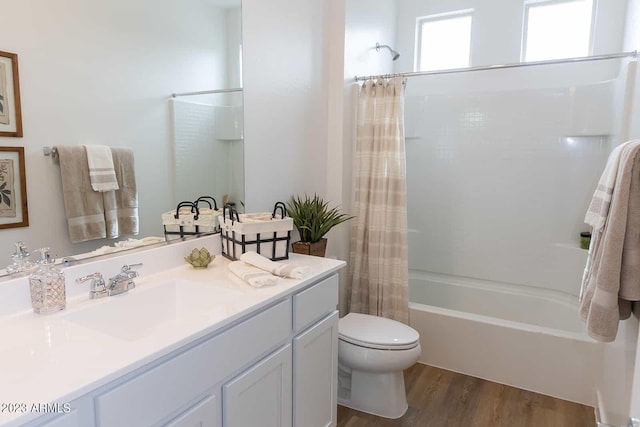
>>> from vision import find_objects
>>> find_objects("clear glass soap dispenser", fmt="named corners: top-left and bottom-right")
top-left (5, 241), bottom-right (35, 276)
top-left (28, 248), bottom-right (66, 314)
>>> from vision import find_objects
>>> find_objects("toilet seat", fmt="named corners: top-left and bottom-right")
top-left (339, 313), bottom-right (420, 350)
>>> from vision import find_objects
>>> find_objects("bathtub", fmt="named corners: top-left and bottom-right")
top-left (408, 270), bottom-right (601, 406)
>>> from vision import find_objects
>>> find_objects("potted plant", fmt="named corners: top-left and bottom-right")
top-left (287, 194), bottom-right (353, 257)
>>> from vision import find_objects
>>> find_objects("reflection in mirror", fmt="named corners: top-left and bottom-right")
top-left (0, 0), bottom-right (243, 277)
top-left (170, 89), bottom-right (244, 211)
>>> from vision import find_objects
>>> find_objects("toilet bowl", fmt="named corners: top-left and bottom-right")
top-left (337, 313), bottom-right (421, 419)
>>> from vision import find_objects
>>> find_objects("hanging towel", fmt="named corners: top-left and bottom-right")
top-left (84, 145), bottom-right (119, 192)
top-left (228, 261), bottom-right (278, 287)
top-left (56, 145), bottom-right (107, 243)
top-left (584, 143), bottom-right (628, 230)
top-left (240, 251), bottom-right (311, 279)
top-left (580, 140), bottom-right (640, 342)
top-left (103, 148), bottom-right (138, 238)
top-left (580, 142), bottom-right (629, 300)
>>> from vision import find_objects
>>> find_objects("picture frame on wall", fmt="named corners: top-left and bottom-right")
top-left (0, 51), bottom-right (23, 138)
top-left (0, 146), bottom-right (28, 229)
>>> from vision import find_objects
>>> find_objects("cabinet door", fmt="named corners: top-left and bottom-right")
top-left (164, 394), bottom-right (219, 427)
top-left (223, 344), bottom-right (292, 427)
top-left (293, 311), bottom-right (339, 427)
top-left (32, 397), bottom-right (94, 427)
top-left (36, 411), bottom-right (80, 427)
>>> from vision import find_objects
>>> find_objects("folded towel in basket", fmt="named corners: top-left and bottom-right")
top-left (228, 261), bottom-right (278, 287)
top-left (84, 145), bottom-right (119, 192)
top-left (240, 251), bottom-right (311, 279)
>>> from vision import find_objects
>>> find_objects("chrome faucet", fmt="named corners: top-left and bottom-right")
top-left (76, 263), bottom-right (142, 299)
top-left (107, 263), bottom-right (143, 296)
top-left (76, 272), bottom-right (108, 299)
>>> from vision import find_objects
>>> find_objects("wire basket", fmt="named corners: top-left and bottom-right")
top-left (162, 196), bottom-right (221, 240)
top-left (219, 202), bottom-right (293, 261)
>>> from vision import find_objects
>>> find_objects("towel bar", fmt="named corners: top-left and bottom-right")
top-left (43, 146), bottom-right (58, 159)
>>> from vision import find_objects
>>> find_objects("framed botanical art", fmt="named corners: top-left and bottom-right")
top-left (0, 51), bottom-right (23, 137)
top-left (0, 146), bottom-right (28, 229)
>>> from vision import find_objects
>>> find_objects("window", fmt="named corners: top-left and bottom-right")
top-left (416, 10), bottom-right (473, 72)
top-left (522, 0), bottom-right (594, 62)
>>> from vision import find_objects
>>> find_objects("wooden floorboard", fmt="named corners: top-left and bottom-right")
top-left (336, 363), bottom-right (596, 427)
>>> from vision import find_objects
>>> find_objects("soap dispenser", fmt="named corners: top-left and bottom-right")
top-left (28, 248), bottom-right (66, 314)
top-left (6, 241), bottom-right (36, 276)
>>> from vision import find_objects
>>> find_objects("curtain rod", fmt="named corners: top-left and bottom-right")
top-left (171, 87), bottom-right (243, 98)
top-left (354, 50), bottom-right (638, 82)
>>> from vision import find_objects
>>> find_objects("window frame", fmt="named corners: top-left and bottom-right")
top-left (414, 9), bottom-right (474, 72)
top-left (521, 0), bottom-right (596, 62)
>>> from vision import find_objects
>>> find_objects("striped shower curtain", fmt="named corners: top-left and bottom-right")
top-left (349, 77), bottom-right (409, 324)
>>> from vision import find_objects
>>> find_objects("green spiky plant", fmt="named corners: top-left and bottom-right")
top-left (287, 194), bottom-right (353, 243)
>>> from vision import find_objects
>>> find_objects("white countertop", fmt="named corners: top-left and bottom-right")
top-left (0, 250), bottom-right (345, 426)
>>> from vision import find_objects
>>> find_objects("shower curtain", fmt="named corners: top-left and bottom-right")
top-left (349, 77), bottom-right (409, 323)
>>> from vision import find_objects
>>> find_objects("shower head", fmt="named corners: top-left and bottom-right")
top-left (376, 42), bottom-right (400, 61)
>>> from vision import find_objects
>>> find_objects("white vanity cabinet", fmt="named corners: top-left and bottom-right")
top-left (223, 345), bottom-right (293, 427)
top-left (25, 272), bottom-right (340, 427)
top-left (164, 395), bottom-right (218, 427)
top-left (292, 275), bottom-right (339, 427)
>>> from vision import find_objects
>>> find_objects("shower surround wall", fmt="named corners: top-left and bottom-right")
top-left (171, 99), bottom-right (238, 207)
top-left (405, 78), bottom-right (614, 298)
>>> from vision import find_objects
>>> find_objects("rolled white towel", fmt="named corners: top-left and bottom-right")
top-left (240, 251), bottom-right (311, 279)
top-left (228, 261), bottom-right (278, 287)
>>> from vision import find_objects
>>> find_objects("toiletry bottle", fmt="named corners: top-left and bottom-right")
top-left (6, 241), bottom-right (35, 276)
top-left (28, 248), bottom-right (66, 314)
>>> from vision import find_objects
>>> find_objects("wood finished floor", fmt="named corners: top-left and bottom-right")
top-left (336, 363), bottom-right (596, 427)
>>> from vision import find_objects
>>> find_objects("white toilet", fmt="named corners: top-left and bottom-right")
top-left (337, 312), bottom-right (421, 419)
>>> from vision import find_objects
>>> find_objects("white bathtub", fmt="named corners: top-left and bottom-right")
top-left (408, 270), bottom-right (601, 406)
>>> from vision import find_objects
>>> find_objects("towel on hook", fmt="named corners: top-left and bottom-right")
top-left (580, 140), bottom-right (640, 342)
top-left (228, 261), bottom-right (278, 287)
top-left (240, 251), bottom-right (311, 279)
top-left (56, 145), bottom-right (107, 243)
top-left (103, 148), bottom-right (138, 238)
top-left (84, 145), bottom-right (119, 192)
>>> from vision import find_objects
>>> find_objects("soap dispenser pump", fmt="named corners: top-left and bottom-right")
top-left (28, 248), bottom-right (66, 314)
top-left (6, 241), bottom-right (35, 276)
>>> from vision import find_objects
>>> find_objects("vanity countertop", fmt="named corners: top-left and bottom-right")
top-left (0, 253), bottom-right (345, 426)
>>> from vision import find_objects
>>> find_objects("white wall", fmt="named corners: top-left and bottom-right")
top-left (395, 0), bottom-right (627, 72)
top-left (0, 0), bottom-right (228, 258)
top-left (242, 0), bottom-right (330, 213)
top-left (624, 0), bottom-right (640, 140)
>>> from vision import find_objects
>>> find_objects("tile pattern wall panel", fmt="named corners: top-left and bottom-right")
top-left (406, 80), bottom-right (616, 296)
top-left (172, 99), bottom-right (229, 206)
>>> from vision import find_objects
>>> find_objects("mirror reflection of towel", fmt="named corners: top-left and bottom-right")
top-left (84, 144), bottom-right (119, 192)
top-left (57, 145), bottom-right (138, 243)
top-left (104, 148), bottom-right (138, 238)
top-left (57, 145), bottom-right (107, 243)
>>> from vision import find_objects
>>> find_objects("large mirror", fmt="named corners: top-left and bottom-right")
top-left (0, 0), bottom-right (243, 275)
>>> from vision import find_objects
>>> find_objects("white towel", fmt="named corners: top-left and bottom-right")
top-left (84, 145), bottom-right (119, 192)
top-left (240, 251), bottom-right (311, 279)
top-left (228, 261), bottom-right (278, 287)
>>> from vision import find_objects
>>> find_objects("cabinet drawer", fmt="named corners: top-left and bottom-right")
top-left (293, 274), bottom-right (338, 333)
top-left (96, 299), bottom-right (291, 427)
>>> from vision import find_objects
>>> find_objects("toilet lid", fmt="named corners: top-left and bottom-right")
top-left (339, 313), bottom-right (420, 350)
